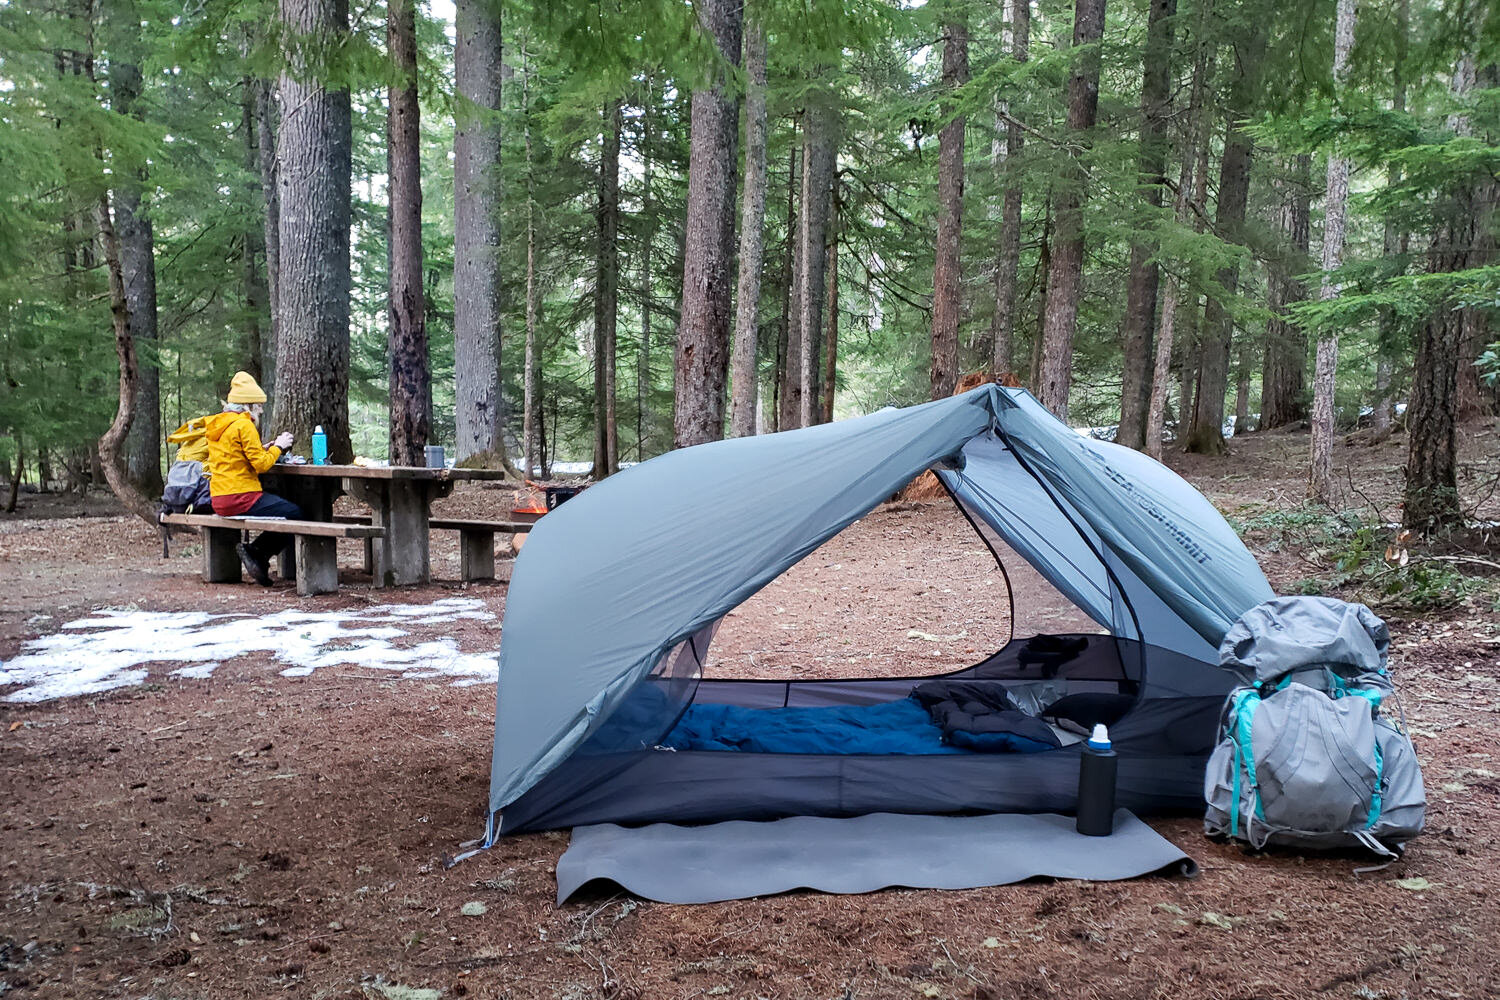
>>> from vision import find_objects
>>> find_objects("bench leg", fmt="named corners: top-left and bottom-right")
top-left (278, 546), bottom-right (297, 582)
top-left (202, 527), bottom-right (242, 583)
top-left (295, 536), bottom-right (339, 596)
top-left (459, 529), bottom-right (496, 582)
top-left (362, 537), bottom-right (374, 576)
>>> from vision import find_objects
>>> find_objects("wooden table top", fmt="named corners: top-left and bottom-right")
top-left (263, 463), bottom-right (513, 482)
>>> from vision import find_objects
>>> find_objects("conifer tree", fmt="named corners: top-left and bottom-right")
top-left (273, 0), bottom-right (353, 460)
top-left (1036, 0), bottom-right (1105, 420)
top-left (729, 6), bottom-right (769, 438)
top-left (452, 0), bottom-right (503, 461)
top-left (673, 0), bottom-right (743, 448)
top-left (930, 16), bottom-right (968, 401)
top-left (1309, 0), bottom-right (1358, 503)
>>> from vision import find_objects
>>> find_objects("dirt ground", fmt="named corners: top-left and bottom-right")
top-left (2, 424), bottom-right (1499, 1000)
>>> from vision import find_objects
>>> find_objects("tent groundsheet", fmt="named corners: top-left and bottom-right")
top-left (555, 810), bottom-right (1198, 904)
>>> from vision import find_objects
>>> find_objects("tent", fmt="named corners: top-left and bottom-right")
top-left (483, 384), bottom-right (1273, 842)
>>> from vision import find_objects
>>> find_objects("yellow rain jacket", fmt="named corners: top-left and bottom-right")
top-left (205, 411), bottom-right (282, 498)
top-left (166, 416), bottom-right (212, 463)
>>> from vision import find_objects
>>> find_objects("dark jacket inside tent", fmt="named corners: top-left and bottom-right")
top-left (484, 385), bottom-right (1274, 852)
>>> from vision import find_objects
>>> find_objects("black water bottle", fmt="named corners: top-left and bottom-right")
top-left (1076, 724), bottom-right (1118, 837)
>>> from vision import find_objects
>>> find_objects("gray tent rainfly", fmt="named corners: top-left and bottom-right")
top-left (483, 385), bottom-right (1274, 842)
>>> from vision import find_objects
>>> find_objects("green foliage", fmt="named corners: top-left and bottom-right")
top-left (1, 0), bottom-right (1497, 478)
top-left (1239, 503), bottom-right (1499, 612)
top-left (1478, 342), bottom-right (1500, 386)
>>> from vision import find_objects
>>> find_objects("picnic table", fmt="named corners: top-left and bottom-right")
top-left (260, 463), bottom-right (512, 587)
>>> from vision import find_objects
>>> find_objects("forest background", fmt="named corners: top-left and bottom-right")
top-left (0, 0), bottom-right (1497, 539)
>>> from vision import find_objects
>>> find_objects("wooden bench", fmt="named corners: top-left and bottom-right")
top-left (160, 513), bottom-right (385, 597)
top-left (332, 514), bottom-right (533, 582)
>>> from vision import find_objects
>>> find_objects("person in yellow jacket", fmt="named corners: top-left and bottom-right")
top-left (206, 371), bottom-right (298, 586)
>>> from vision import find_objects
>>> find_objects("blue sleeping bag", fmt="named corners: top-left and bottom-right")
top-left (662, 698), bottom-right (964, 755)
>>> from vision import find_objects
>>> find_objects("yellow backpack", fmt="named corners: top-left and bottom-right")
top-left (166, 416), bottom-right (212, 463)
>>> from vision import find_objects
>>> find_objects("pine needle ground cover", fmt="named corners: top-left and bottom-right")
top-left (2, 429), bottom-right (1498, 999)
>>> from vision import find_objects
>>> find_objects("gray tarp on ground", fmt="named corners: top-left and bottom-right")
top-left (488, 385), bottom-right (1273, 829)
top-left (556, 809), bottom-right (1198, 904)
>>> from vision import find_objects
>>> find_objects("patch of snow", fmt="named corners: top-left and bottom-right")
top-left (0, 598), bottom-right (499, 703)
top-left (528, 460), bottom-right (636, 477)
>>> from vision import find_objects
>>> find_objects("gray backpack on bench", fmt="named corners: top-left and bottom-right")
top-left (1204, 596), bottom-right (1425, 856)
top-left (161, 460), bottom-right (211, 514)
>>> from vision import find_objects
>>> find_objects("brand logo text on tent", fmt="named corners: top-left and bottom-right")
top-left (1079, 446), bottom-right (1212, 566)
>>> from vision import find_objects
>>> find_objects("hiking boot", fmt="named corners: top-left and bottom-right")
top-left (237, 543), bottom-right (273, 587)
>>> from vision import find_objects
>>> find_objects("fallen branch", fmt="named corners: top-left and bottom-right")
top-left (1415, 554), bottom-right (1500, 572)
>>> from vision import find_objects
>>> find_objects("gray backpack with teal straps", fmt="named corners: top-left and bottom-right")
top-left (1204, 597), bottom-right (1426, 856)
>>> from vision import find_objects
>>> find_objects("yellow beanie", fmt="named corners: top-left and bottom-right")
top-left (227, 371), bottom-right (267, 404)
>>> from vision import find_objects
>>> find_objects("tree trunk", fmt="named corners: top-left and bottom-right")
top-left (1147, 50), bottom-right (1212, 460)
top-left (95, 191), bottom-right (156, 524)
top-left (990, 0), bottom-right (1030, 378)
top-left (256, 78), bottom-right (281, 406)
top-left (1373, 0), bottom-right (1409, 434)
top-left (592, 101), bottom-right (622, 476)
top-left (1404, 217), bottom-right (1479, 533)
top-left (452, 0), bottom-right (503, 461)
top-left (1178, 299), bottom-right (1201, 429)
top-left (638, 83), bottom-right (655, 459)
top-left (1451, 59), bottom-right (1498, 422)
top-left (796, 91), bottom-right (837, 429)
top-left (112, 54), bottom-right (162, 497)
top-left (1456, 65), bottom-right (1500, 420)
top-left (241, 73), bottom-right (269, 386)
top-left (1029, 200), bottom-right (1051, 390)
top-left (822, 180), bottom-right (839, 424)
top-left (274, 0), bottom-right (353, 461)
top-left (117, 186), bottom-right (161, 496)
top-left (1185, 24), bottom-right (1268, 454)
top-left (386, 0), bottom-right (428, 466)
top-left (1116, 0), bottom-right (1175, 449)
top-left (777, 136), bottom-right (803, 431)
top-left (729, 9), bottom-right (769, 437)
top-left (5, 445), bottom-right (19, 513)
top-left (1233, 343), bottom-right (1251, 434)
top-left (6, 436), bottom-right (21, 513)
top-left (1308, 0), bottom-right (1357, 503)
top-left (930, 19), bottom-right (968, 401)
top-left (546, 392), bottom-right (558, 479)
top-left (1402, 54), bottom-right (1498, 532)
top-left (604, 119), bottom-right (620, 476)
top-left (1458, 304), bottom-right (1496, 418)
top-left (1035, 0), bottom-right (1106, 420)
top-left (1146, 284), bottom-right (1181, 462)
top-left (673, 0), bottom-right (744, 449)
top-left (1260, 155), bottom-right (1312, 431)
top-left (1404, 315), bottom-right (1462, 533)
top-left (522, 48), bottom-right (538, 479)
